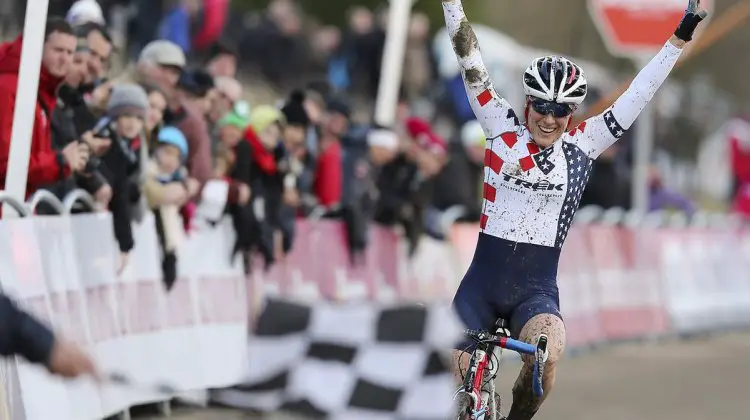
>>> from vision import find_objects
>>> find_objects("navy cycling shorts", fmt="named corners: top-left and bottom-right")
top-left (452, 233), bottom-right (563, 352)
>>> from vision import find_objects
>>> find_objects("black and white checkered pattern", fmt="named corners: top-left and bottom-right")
top-left (212, 298), bottom-right (462, 419)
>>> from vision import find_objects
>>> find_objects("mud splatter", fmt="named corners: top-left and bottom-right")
top-left (452, 19), bottom-right (476, 59)
top-left (464, 68), bottom-right (482, 85)
top-left (507, 314), bottom-right (565, 420)
top-left (451, 349), bottom-right (471, 386)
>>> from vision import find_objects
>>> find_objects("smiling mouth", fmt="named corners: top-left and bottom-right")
top-left (538, 125), bottom-right (556, 134)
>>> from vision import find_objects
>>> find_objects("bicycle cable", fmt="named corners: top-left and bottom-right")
top-left (458, 341), bottom-right (476, 381)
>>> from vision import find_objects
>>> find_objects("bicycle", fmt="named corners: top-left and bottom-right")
top-left (454, 318), bottom-right (549, 420)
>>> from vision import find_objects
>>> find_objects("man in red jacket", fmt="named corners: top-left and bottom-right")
top-left (0, 18), bottom-right (89, 200)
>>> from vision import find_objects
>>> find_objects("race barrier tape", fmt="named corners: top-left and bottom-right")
top-left (0, 206), bottom-right (749, 418)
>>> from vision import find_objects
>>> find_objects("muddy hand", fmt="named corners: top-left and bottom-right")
top-left (675, 0), bottom-right (709, 41)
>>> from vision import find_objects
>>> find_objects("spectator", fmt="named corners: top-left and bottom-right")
top-left (208, 76), bottom-right (243, 128)
top-left (217, 109), bottom-right (252, 207)
top-left (429, 119), bottom-right (484, 223)
top-left (143, 126), bottom-right (193, 290)
top-left (140, 82), bottom-right (168, 150)
top-left (65, 0), bottom-right (105, 27)
top-left (278, 90), bottom-right (312, 247)
top-left (335, 6), bottom-right (382, 95)
top-left (579, 144), bottom-right (631, 210)
top-left (243, 105), bottom-right (288, 268)
top-left (243, 0), bottom-right (306, 87)
top-left (73, 22), bottom-right (112, 90)
top-left (337, 124), bottom-right (383, 263)
top-left (301, 81), bottom-right (328, 158)
top-left (402, 12), bottom-right (435, 101)
top-left (177, 69), bottom-right (215, 116)
top-left (374, 101), bottom-right (448, 254)
top-left (192, 2), bottom-right (232, 53)
top-left (205, 41), bottom-right (238, 78)
top-left (158, 0), bottom-right (201, 54)
top-left (313, 96), bottom-right (349, 212)
top-left (45, 32), bottom-right (112, 212)
top-left (215, 109), bottom-right (253, 271)
top-left (649, 164), bottom-right (696, 216)
top-left (134, 40), bottom-right (185, 104)
top-left (98, 83), bottom-right (150, 273)
top-left (280, 90), bottom-right (310, 155)
top-left (166, 69), bottom-right (214, 190)
top-left (0, 18), bottom-right (89, 202)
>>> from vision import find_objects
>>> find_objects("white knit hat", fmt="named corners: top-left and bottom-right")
top-left (66, 0), bottom-right (105, 26)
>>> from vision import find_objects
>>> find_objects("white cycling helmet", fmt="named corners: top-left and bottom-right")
top-left (523, 56), bottom-right (587, 105)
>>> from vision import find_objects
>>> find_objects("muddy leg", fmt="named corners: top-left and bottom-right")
top-left (506, 314), bottom-right (565, 420)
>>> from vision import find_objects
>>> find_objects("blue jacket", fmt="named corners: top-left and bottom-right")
top-left (158, 7), bottom-right (192, 53)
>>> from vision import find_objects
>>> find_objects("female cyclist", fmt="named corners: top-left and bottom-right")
top-left (442, 0), bottom-right (708, 418)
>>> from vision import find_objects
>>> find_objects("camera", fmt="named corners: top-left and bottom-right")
top-left (92, 117), bottom-right (112, 139)
top-left (80, 117), bottom-right (111, 174)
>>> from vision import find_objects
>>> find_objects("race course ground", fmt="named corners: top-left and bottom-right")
top-left (136, 331), bottom-right (750, 420)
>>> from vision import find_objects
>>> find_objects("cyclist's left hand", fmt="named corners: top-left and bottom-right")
top-left (674, 0), bottom-right (709, 42)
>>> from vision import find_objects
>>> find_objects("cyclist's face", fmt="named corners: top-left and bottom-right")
top-left (527, 105), bottom-right (570, 148)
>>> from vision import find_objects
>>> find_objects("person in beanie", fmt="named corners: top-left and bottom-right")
top-left (142, 126), bottom-right (192, 290)
top-left (98, 83), bottom-right (150, 273)
top-left (239, 105), bottom-right (289, 270)
top-left (217, 109), bottom-right (252, 207)
top-left (216, 110), bottom-right (254, 272)
top-left (280, 90), bottom-right (310, 151)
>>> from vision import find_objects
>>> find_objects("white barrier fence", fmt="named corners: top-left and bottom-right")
top-left (0, 200), bottom-right (248, 419)
top-left (0, 194), bottom-right (749, 418)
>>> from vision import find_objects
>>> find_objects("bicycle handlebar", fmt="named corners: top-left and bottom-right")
top-left (464, 328), bottom-right (548, 398)
top-left (463, 329), bottom-right (536, 354)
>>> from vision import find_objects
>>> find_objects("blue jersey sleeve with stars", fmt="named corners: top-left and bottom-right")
top-left (571, 41), bottom-right (683, 159)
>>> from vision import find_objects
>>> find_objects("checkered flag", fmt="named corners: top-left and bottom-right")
top-left (212, 298), bottom-right (462, 419)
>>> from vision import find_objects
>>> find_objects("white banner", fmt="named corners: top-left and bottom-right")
top-left (0, 213), bottom-right (248, 420)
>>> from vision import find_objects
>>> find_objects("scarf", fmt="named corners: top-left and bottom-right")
top-left (246, 127), bottom-right (277, 174)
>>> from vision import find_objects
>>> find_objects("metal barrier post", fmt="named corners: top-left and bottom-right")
top-left (0, 191), bottom-right (31, 218)
top-left (27, 190), bottom-right (65, 215)
top-left (62, 189), bottom-right (98, 214)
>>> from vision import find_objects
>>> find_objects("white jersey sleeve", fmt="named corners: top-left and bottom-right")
top-left (571, 41), bottom-right (683, 159)
top-left (442, 0), bottom-right (522, 161)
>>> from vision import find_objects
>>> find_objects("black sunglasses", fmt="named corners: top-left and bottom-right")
top-left (530, 99), bottom-right (575, 118)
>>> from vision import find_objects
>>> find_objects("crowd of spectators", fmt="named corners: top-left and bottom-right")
top-left (0, 0), bottom-right (702, 286)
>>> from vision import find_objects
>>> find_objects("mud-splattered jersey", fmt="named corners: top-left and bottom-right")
top-left (443, 0), bottom-right (682, 249)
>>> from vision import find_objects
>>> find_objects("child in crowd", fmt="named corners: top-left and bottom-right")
top-left (216, 109), bottom-right (252, 205)
top-left (142, 126), bottom-right (191, 290)
top-left (99, 83), bottom-right (150, 273)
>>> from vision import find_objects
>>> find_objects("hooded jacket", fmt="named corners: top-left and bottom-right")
top-left (0, 36), bottom-right (69, 197)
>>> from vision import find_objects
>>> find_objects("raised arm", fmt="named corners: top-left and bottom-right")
top-left (573, 0), bottom-right (708, 158)
top-left (442, 0), bottom-right (519, 139)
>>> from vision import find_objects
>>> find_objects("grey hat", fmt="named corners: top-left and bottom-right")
top-left (138, 40), bottom-right (186, 68)
top-left (107, 83), bottom-right (149, 119)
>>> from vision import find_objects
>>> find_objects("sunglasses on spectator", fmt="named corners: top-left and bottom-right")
top-left (529, 98), bottom-right (575, 118)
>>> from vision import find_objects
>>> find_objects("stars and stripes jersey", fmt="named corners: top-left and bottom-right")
top-left (443, 0), bottom-right (683, 249)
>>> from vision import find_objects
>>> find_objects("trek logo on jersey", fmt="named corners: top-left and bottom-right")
top-left (501, 173), bottom-right (564, 191)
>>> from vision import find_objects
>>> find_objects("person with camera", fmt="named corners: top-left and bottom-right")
top-left (44, 29), bottom-right (113, 213)
top-left (96, 83), bottom-right (150, 273)
top-left (0, 18), bottom-right (91, 204)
